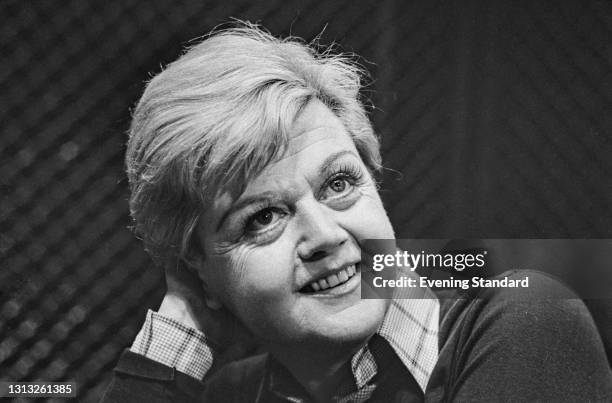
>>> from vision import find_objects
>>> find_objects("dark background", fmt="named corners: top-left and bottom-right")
top-left (1, 0), bottom-right (611, 401)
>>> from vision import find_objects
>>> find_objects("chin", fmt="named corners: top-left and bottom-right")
top-left (300, 298), bottom-right (389, 349)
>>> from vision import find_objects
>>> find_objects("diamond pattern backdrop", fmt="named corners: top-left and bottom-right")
top-left (1, 0), bottom-right (611, 401)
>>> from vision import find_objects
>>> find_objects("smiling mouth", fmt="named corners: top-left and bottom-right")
top-left (300, 264), bottom-right (358, 293)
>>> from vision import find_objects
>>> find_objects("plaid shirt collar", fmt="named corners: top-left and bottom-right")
top-left (130, 310), bottom-right (216, 379)
top-left (376, 290), bottom-right (440, 390)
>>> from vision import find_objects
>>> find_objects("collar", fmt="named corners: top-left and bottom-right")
top-left (376, 288), bottom-right (439, 391)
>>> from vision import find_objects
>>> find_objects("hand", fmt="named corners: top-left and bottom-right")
top-left (159, 265), bottom-right (258, 367)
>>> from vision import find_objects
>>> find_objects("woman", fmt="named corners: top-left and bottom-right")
top-left (104, 23), bottom-right (612, 402)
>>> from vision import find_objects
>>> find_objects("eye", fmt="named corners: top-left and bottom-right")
top-left (318, 163), bottom-right (366, 209)
top-left (328, 177), bottom-right (348, 194)
top-left (245, 207), bottom-right (284, 232)
top-left (322, 173), bottom-right (358, 200)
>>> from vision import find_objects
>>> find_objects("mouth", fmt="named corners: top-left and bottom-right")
top-left (299, 263), bottom-right (359, 294)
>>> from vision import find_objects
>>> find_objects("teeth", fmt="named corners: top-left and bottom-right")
top-left (327, 274), bottom-right (340, 287)
top-left (307, 264), bottom-right (358, 292)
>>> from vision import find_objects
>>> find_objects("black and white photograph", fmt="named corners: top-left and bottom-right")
top-left (1, 1), bottom-right (612, 401)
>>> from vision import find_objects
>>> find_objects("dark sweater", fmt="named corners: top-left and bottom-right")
top-left (102, 271), bottom-right (612, 402)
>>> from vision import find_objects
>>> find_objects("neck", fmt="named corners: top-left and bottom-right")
top-left (268, 342), bottom-right (363, 402)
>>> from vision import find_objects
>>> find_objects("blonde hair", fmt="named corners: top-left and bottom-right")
top-left (126, 22), bottom-right (381, 268)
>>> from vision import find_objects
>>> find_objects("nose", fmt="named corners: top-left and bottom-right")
top-left (296, 199), bottom-right (349, 262)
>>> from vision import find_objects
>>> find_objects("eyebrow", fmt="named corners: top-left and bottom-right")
top-left (215, 150), bottom-right (360, 231)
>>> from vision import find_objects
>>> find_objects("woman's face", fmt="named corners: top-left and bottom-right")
top-left (199, 99), bottom-right (394, 351)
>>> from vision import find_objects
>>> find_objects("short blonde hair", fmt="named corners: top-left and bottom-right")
top-left (126, 22), bottom-right (381, 268)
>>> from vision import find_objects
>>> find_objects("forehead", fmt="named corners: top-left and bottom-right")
top-left (269, 100), bottom-right (357, 169)
top-left (210, 100), bottom-right (358, 210)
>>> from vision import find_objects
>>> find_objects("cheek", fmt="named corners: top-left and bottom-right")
top-left (210, 243), bottom-right (296, 314)
top-left (350, 190), bottom-right (394, 239)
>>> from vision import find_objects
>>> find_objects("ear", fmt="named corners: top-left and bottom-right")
top-left (183, 252), bottom-right (223, 310)
top-left (199, 269), bottom-right (223, 310)
top-left (183, 237), bottom-right (224, 311)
